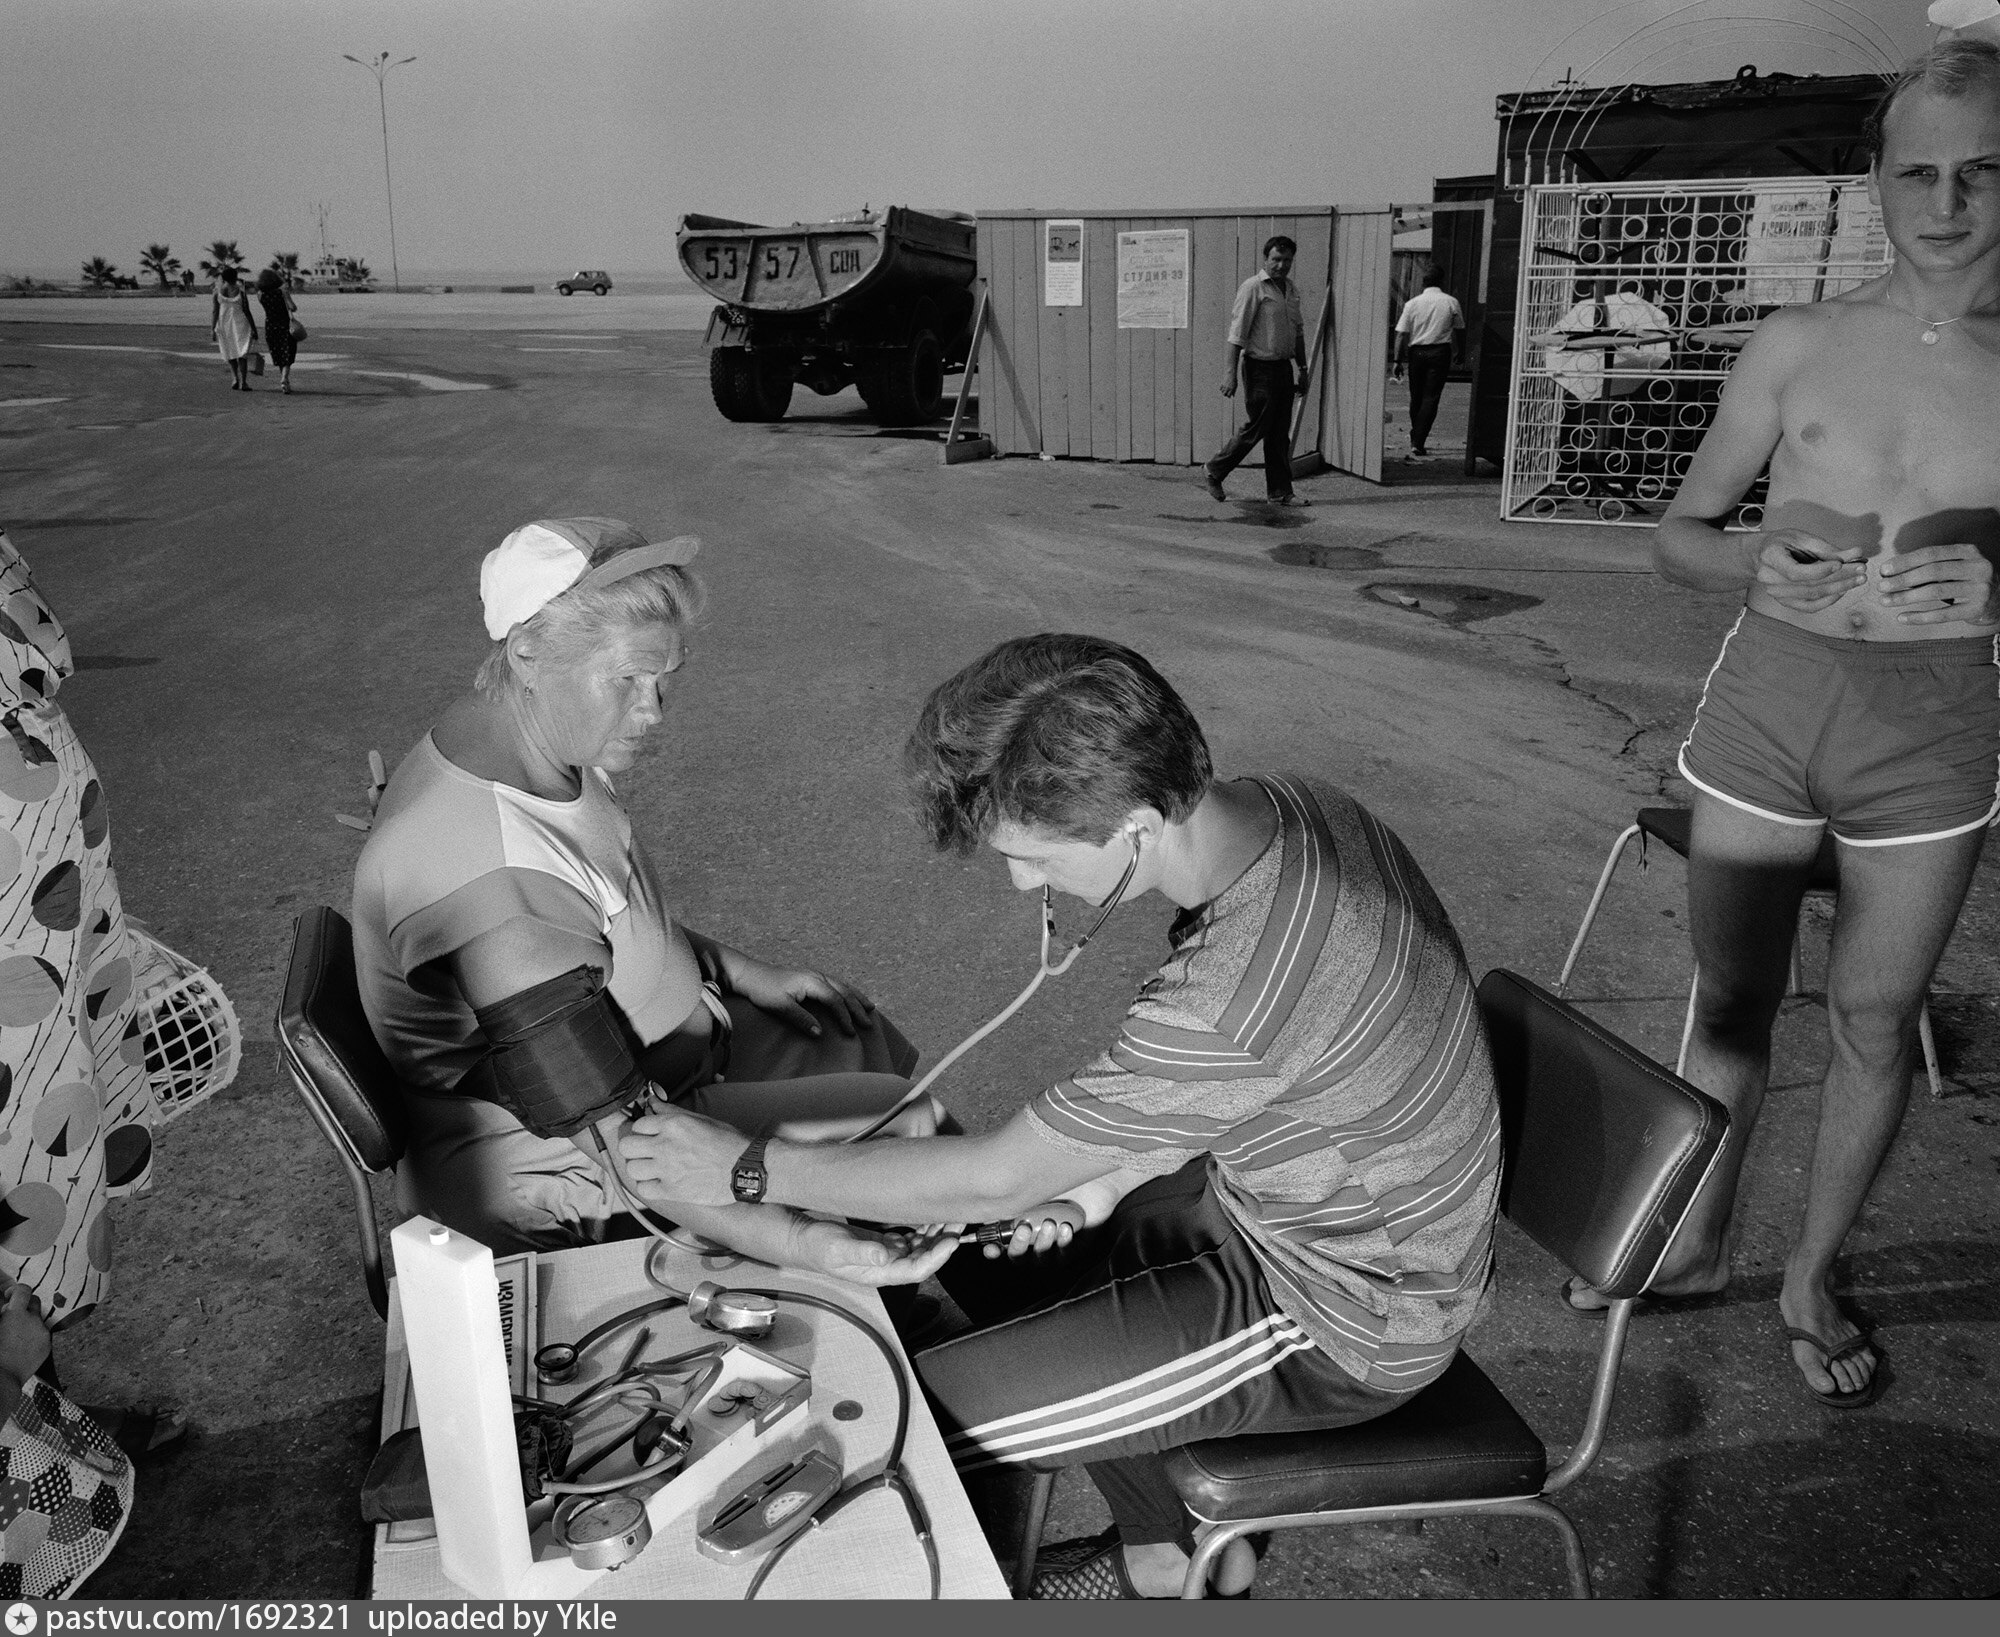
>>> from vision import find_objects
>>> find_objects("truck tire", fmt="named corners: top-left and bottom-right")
top-left (710, 346), bottom-right (794, 422)
top-left (557, 284), bottom-right (573, 296)
top-left (593, 284), bottom-right (608, 296)
top-left (868, 329), bottom-right (944, 425)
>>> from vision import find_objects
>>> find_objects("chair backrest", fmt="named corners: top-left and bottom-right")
top-left (276, 906), bottom-right (407, 1175)
top-left (1476, 969), bottom-right (1726, 1301)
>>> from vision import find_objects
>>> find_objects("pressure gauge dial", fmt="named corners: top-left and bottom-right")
top-left (553, 1490), bottom-right (652, 1572)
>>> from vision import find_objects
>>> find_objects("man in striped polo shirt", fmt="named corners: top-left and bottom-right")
top-left (619, 634), bottom-right (1500, 1599)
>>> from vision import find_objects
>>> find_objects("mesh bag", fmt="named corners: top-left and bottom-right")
top-left (127, 924), bottom-right (241, 1123)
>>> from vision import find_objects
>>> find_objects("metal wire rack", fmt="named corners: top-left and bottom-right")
top-left (1502, 176), bottom-right (1890, 527)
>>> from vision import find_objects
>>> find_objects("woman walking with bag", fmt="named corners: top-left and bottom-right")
top-left (255, 268), bottom-right (302, 394)
top-left (210, 267), bottom-right (258, 391)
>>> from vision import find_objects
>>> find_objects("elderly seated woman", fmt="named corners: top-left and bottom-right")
top-left (353, 517), bottom-right (949, 1280)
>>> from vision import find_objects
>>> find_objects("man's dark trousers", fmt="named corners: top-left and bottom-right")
top-left (1405, 342), bottom-right (1453, 451)
top-left (1206, 357), bottom-right (1297, 498)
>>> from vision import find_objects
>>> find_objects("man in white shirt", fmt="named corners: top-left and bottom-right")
top-left (1392, 269), bottom-right (1465, 460)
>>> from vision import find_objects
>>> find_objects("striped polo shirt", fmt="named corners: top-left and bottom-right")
top-left (1025, 774), bottom-right (1500, 1392)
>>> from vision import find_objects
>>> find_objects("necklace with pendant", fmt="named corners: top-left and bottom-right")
top-left (1918, 313), bottom-right (1962, 345)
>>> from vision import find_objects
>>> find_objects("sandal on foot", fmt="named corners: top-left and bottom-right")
top-left (1783, 1325), bottom-right (1883, 1410)
top-left (1560, 1277), bottom-right (1730, 1319)
top-left (82, 1403), bottom-right (189, 1463)
top-left (1028, 1528), bottom-right (1140, 1599)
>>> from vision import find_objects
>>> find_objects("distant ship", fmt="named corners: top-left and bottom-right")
top-left (291, 204), bottom-right (376, 291)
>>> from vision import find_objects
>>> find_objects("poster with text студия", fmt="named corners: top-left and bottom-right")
top-left (1117, 230), bottom-right (1189, 329)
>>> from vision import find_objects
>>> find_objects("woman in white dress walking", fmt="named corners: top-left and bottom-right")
top-left (209, 267), bottom-right (258, 391)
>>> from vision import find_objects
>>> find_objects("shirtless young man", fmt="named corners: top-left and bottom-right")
top-left (1568, 41), bottom-right (2000, 1409)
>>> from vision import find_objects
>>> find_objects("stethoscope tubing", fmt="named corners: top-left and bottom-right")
top-left (842, 839), bottom-right (1142, 1145)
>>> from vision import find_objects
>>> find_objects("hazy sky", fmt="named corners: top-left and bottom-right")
top-left (0, 0), bottom-right (1933, 279)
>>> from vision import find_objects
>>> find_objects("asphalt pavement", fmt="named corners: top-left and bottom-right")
top-left (1, 296), bottom-right (1994, 1598)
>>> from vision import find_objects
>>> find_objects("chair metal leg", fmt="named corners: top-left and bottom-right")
top-left (1919, 1000), bottom-right (1943, 1100)
top-left (1486, 1497), bottom-right (1592, 1597)
top-left (1013, 1469), bottom-right (1057, 1597)
top-left (1556, 824), bottom-right (1642, 996)
top-left (1675, 968), bottom-right (1699, 1078)
top-left (1181, 1520), bottom-right (1257, 1600)
top-left (1787, 933), bottom-right (1804, 998)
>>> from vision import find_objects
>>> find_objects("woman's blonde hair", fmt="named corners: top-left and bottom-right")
top-left (473, 564), bottom-right (706, 698)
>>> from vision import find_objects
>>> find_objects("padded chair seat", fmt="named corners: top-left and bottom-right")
top-left (1162, 1353), bottom-right (1546, 1523)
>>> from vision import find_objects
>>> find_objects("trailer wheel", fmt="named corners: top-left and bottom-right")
top-left (868, 329), bottom-right (944, 425)
top-left (710, 346), bottom-right (794, 422)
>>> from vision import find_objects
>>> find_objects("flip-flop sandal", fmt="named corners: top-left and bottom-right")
top-left (82, 1403), bottom-right (190, 1463)
top-left (1783, 1326), bottom-right (1884, 1410)
top-left (1560, 1277), bottom-right (1731, 1320)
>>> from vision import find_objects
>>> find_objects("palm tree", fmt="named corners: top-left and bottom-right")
top-left (139, 244), bottom-right (180, 290)
top-left (335, 256), bottom-right (374, 286)
top-left (80, 256), bottom-right (118, 289)
top-left (266, 250), bottom-right (301, 281)
top-left (198, 240), bottom-right (246, 280)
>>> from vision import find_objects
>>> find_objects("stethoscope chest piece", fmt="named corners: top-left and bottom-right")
top-left (553, 1489), bottom-right (653, 1571)
top-left (534, 1340), bottom-right (582, 1386)
top-left (687, 1280), bottom-right (779, 1338)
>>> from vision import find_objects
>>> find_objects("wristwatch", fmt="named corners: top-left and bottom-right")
top-left (730, 1132), bottom-right (772, 1205)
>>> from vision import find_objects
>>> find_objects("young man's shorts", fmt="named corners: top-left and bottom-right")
top-left (1679, 609), bottom-right (2000, 847)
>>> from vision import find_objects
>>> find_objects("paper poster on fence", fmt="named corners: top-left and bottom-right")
top-left (1117, 230), bottom-right (1189, 328)
top-left (1744, 185), bottom-right (1886, 304)
top-left (1045, 219), bottom-right (1084, 306)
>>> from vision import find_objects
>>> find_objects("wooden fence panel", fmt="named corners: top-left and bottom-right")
top-left (976, 223), bottom-right (1013, 455)
top-left (1283, 213), bottom-right (1332, 464)
top-left (1327, 208), bottom-right (1392, 482)
top-left (1087, 218), bottom-right (1119, 458)
top-left (1124, 220), bottom-right (1156, 463)
top-left (1189, 215), bottom-right (1233, 466)
top-left (1010, 219), bottom-right (1044, 453)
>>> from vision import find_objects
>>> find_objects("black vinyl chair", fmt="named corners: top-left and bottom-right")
top-left (276, 906), bottom-right (408, 1320)
top-left (1011, 968), bottom-right (1728, 1599)
top-left (1554, 805), bottom-right (1940, 1096)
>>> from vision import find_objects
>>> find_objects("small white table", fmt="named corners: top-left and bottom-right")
top-left (372, 1238), bottom-right (1009, 1600)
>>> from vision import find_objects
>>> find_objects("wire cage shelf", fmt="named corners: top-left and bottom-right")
top-left (128, 924), bottom-right (242, 1124)
top-left (1502, 176), bottom-right (1890, 527)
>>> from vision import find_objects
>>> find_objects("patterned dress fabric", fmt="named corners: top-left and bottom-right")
top-left (0, 1378), bottom-right (132, 1598)
top-left (0, 531), bottom-right (156, 1328)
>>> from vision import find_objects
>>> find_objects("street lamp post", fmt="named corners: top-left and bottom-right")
top-left (343, 50), bottom-right (415, 292)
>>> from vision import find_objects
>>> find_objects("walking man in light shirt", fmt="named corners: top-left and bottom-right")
top-left (1203, 236), bottom-right (1312, 506)
top-left (1392, 267), bottom-right (1466, 460)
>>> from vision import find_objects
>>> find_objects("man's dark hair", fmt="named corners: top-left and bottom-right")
top-left (1262, 235), bottom-right (1297, 258)
top-left (1865, 37), bottom-right (2000, 161)
top-left (1422, 266), bottom-right (1446, 288)
top-left (903, 634), bottom-right (1214, 855)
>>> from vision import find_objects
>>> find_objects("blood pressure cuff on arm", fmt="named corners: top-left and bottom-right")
top-left (456, 965), bottom-right (649, 1140)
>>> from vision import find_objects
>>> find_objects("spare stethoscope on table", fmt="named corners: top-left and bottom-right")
top-left (529, 1265), bottom-right (938, 1597)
